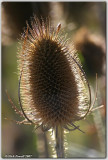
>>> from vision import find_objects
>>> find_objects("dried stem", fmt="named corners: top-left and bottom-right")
top-left (55, 125), bottom-right (64, 158)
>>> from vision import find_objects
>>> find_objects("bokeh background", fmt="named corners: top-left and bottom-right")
top-left (2, 2), bottom-right (106, 158)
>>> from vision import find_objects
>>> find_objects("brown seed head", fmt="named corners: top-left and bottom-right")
top-left (18, 17), bottom-right (90, 129)
top-left (74, 27), bottom-right (105, 76)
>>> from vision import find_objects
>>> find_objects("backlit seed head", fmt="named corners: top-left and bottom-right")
top-left (17, 16), bottom-right (90, 129)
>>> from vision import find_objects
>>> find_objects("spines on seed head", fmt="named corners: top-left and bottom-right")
top-left (17, 16), bottom-right (90, 129)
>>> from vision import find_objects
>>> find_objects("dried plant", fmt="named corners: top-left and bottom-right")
top-left (74, 27), bottom-right (105, 77)
top-left (7, 16), bottom-right (101, 158)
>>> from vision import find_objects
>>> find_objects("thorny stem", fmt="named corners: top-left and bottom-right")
top-left (55, 125), bottom-right (64, 158)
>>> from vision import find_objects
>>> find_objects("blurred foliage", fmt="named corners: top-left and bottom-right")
top-left (2, 2), bottom-right (106, 158)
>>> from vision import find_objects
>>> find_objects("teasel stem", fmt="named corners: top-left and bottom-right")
top-left (55, 125), bottom-right (64, 158)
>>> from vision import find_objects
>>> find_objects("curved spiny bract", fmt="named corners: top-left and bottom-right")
top-left (17, 16), bottom-right (90, 130)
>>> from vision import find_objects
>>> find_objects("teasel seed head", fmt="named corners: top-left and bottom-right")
top-left (17, 16), bottom-right (90, 130)
top-left (74, 27), bottom-right (106, 76)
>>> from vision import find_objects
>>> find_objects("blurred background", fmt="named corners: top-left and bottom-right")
top-left (2, 2), bottom-right (106, 158)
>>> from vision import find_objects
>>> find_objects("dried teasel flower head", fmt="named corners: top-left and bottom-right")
top-left (74, 27), bottom-right (106, 76)
top-left (17, 16), bottom-right (91, 131)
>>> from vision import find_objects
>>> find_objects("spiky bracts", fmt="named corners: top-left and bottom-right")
top-left (17, 16), bottom-right (90, 131)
